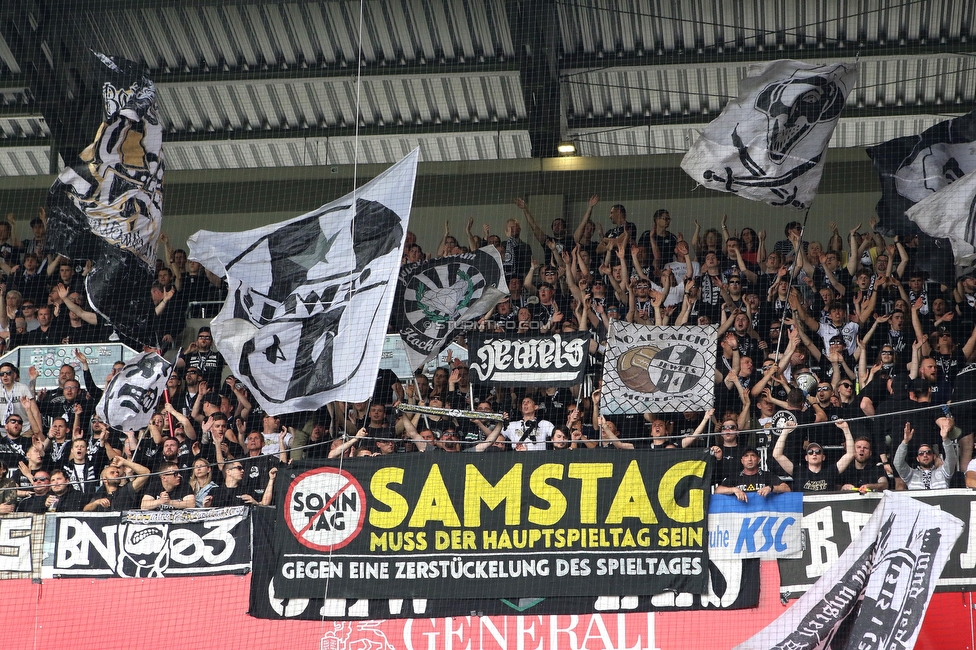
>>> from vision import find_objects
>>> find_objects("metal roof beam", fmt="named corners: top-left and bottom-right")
top-left (161, 118), bottom-right (527, 143)
top-left (506, 0), bottom-right (563, 159)
top-left (567, 103), bottom-right (973, 131)
top-left (559, 41), bottom-right (976, 72)
top-left (154, 60), bottom-right (521, 85)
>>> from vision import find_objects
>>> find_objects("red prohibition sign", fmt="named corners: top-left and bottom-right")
top-left (284, 467), bottom-right (367, 552)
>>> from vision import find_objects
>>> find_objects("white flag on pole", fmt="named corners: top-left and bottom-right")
top-left (906, 170), bottom-right (976, 271)
top-left (188, 150), bottom-right (418, 415)
top-left (681, 59), bottom-right (857, 209)
top-left (95, 351), bottom-right (174, 431)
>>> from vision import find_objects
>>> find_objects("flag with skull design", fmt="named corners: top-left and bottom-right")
top-left (681, 59), bottom-right (857, 210)
top-left (188, 150), bottom-right (417, 415)
top-left (96, 350), bottom-right (175, 431)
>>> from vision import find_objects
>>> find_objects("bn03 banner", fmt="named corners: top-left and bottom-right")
top-left (51, 507), bottom-right (251, 578)
top-left (467, 333), bottom-right (590, 387)
top-left (273, 451), bottom-right (712, 600)
top-left (601, 323), bottom-right (717, 414)
top-left (778, 490), bottom-right (976, 598)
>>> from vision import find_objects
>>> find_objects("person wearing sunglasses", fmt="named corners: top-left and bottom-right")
top-left (773, 419), bottom-right (855, 492)
top-left (895, 418), bottom-right (958, 491)
top-left (0, 362), bottom-right (40, 435)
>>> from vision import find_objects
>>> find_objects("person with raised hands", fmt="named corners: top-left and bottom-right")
top-left (773, 420), bottom-right (855, 492)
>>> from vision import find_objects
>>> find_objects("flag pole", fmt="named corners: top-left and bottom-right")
top-left (162, 348), bottom-right (182, 439)
top-left (773, 207), bottom-right (812, 364)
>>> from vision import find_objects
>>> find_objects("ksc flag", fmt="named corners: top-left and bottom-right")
top-left (708, 493), bottom-right (802, 560)
top-left (188, 150), bottom-right (417, 414)
top-left (601, 322), bottom-right (716, 414)
top-left (735, 493), bottom-right (962, 650)
top-left (47, 52), bottom-right (162, 346)
top-left (681, 59), bottom-right (856, 209)
top-left (397, 247), bottom-right (508, 371)
top-left (868, 110), bottom-right (976, 285)
top-left (95, 351), bottom-right (173, 431)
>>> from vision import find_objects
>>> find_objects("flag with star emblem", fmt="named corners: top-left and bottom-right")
top-left (187, 150), bottom-right (417, 414)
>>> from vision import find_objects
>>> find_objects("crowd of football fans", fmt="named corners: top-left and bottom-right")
top-left (2, 195), bottom-right (976, 513)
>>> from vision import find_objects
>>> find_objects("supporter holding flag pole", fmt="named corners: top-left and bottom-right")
top-left (682, 59), bottom-right (857, 359)
top-left (46, 52), bottom-right (163, 348)
top-left (188, 149), bottom-right (418, 415)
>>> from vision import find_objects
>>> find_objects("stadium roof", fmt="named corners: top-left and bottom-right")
top-left (1, 0), bottom-right (973, 176)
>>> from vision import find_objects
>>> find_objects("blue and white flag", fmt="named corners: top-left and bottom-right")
top-left (189, 150), bottom-right (417, 414)
top-left (708, 493), bottom-right (803, 560)
top-left (681, 59), bottom-right (857, 209)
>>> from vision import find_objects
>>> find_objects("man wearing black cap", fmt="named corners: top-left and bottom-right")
top-left (773, 420), bottom-right (854, 492)
top-left (715, 447), bottom-right (790, 502)
top-left (178, 326), bottom-right (225, 388)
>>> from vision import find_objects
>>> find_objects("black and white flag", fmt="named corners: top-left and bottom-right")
top-left (601, 323), bottom-right (716, 414)
top-left (735, 493), bottom-right (962, 650)
top-left (188, 150), bottom-right (417, 414)
top-left (905, 170), bottom-right (976, 273)
top-left (396, 247), bottom-right (508, 371)
top-left (867, 110), bottom-right (976, 285)
top-left (95, 351), bottom-right (174, 431)
top-left (47, 52), bottom-right (162, 346)
top-left (681, 59), bottom-right (857, 209)
top-left (468, 333), bottom-right (589, 387)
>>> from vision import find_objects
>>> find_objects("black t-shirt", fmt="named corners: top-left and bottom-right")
top-left (208, 483), bottom-right (254, 508)
top-left (239, 454), bottom-right (280, 497)
top-left (839, 461), bottom-right (886, 489)
top-left (143, 478), bottom-right (193, 507)
top-left (713, 443), bottom-right (745, 486)
top-left (50, 487), bottom-right (89, 512)
top-left (89, 482), bottom-right (143, 512)
top-left (721, 469), bottom-right (783, 492)
top-left (792, 464), bottom-right (842, 492)
top-left (16, 494), bottom-right (48, 513)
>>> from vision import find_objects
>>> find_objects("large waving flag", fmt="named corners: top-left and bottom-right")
top-left (905, 170), bottom-right (976, 274)
top-left (47, 52), bottom-right (162, 346)
top-left (396, 247), bottom-right (508, 371)
top-left (189, 150), bottom-right (418, 415)
top-left (681, 59), bottom-right (857, 210)
top-left (735, 493), bottom-right (962, 650)
top-left (867, 110), bottom-right (976, 285)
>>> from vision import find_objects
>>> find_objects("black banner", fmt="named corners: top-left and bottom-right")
top-left (273, 451), bottom-right (712, 600)
top-left (51, 507), bottom-right (251, 578)
top-left (249, 507), bottom-right (756, 620)
top-left (467, 333), bottom-right (590, 387)
top-left (778, 490), bottom-right (976, 598)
